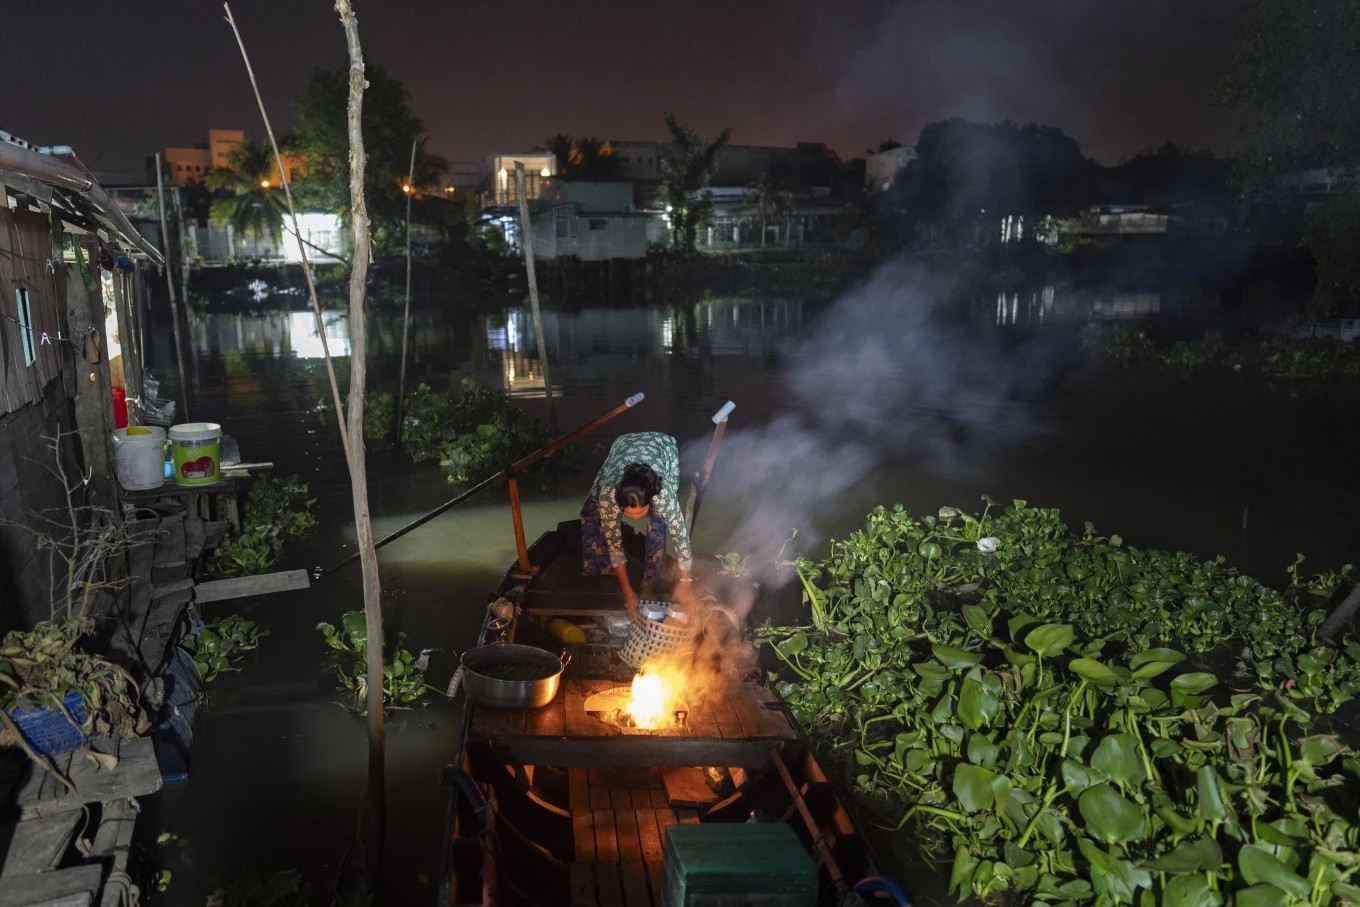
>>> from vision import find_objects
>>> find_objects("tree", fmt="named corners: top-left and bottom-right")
top-left (542, 133), bottom-right (574, 174)
top-left (1213, 0), bottom-right (1360, 313)
top-left (539, 134), bottom-right (620, 181)
top-left (289, 62), bottom-right (449, 252)
top-left (897, 118), bottom-right (1098, 224)
top-left (1110, 143), bottom-right (1230, 205)
top-left (658, 115), bottom-right (731, 252)
top-left (204, 139), bottom-right (286, 246)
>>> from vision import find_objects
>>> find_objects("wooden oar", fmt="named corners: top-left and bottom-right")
top-left (685, 400), bottom-right (735, 533)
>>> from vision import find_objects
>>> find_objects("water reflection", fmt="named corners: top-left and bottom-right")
top-left (993, 284), bottom-right (1169, 326)
top-left (191, 310), bottom-right (352, 359)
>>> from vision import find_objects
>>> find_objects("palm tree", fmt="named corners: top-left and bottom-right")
top-left (658, 115), bottom-right (730, 253)
top-left (574, 137), bottom-right (620, 181)
top-left (204, 139), bottom-right (286, 252)
top-left (542, 134), bottom-right (574, 175)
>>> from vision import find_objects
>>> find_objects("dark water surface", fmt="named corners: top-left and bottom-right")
top-left (142, 276), bottom-right (1360, 905)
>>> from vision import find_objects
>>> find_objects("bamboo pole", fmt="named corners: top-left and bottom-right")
top-left (154, 152), bottom-right (191, 421)
top-left (396, 138), bottom-right (417, 440)
top-left (513, 162), bottom-right (556, 431)
top-left (318, 391), bottom-right (645, 578)
top-left (685, 400), bottom-right (735, 532)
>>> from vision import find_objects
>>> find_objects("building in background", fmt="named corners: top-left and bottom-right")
top-left (865, 145), bottom-right (916, 194)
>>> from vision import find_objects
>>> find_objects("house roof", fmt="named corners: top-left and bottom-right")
top-left (0, 134), bottom-right (164, 264)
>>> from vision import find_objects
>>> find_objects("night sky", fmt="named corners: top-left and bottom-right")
top-left (5, 0), bottom-right (1247, 179)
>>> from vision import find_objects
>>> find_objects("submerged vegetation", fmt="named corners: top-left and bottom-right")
top-left (316, 611), bottom-right (435, 713)
top-left (204, 476), bottom-right (317, 577)
top-left (366, 379), bottom-right (554, 484)
top-left (184, 616), bottom-right (267, 686)
top-left (1082, 324), bottom-right (1360, 380)
top-left (759, 498), bottom-right (1359, 906)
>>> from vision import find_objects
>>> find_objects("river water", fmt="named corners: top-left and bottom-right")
top-left (142, 267), bottom-right (1360, 905)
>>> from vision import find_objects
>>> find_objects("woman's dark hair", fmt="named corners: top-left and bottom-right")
top-left (615, 463), bottom-right (661, 509)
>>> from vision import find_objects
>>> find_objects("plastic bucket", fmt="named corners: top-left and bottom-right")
top-left (112, 426), bottom-right (167, 491)
top-left (169, 422), bottom-right (222, 486)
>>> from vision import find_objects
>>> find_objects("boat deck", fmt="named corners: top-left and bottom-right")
top-left (467, 676), bottom-right (798, 767)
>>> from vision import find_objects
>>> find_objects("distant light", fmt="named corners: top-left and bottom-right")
top-left (444, 186), bottom-right (455, 194)
top-left (402, 183), bottom-right (412, 194)
top-left (260, 179), bottom-right (270, 188)
top-left (540, 168), bottom-right (550, 178)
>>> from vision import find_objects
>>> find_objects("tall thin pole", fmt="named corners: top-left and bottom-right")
top-left (155, 152), bottom-right (191, 422)
top-left (396, 138), bottom-right (416, 439)
top-left (513, 162), bottom-right (556, 431)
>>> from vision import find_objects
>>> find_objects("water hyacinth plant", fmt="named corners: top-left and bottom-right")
top-left (758, 498), bottom-right (1360, 906)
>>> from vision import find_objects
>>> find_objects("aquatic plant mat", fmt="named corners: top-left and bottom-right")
top-left (758, 498), bottom-right (1360, 906)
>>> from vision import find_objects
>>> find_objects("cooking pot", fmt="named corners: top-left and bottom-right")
top-left (460, 643), bottom-right (567, 710)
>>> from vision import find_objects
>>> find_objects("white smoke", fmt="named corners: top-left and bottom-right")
top-left (693, 260), bottom-right (1075, 595)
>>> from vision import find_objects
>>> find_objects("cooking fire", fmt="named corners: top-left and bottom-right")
top-left (585, 665), bottom-right (690, 731)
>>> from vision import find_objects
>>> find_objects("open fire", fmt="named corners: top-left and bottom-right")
top-left (584, 662), bottom-right (690, 731)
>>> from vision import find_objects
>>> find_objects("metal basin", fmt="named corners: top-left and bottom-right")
top-left (460, 643), bottom-right (565, 710)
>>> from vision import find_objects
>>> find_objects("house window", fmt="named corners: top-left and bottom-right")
top-left (589, 219), bottom-right (607, 230)
top-left (15, 287), bottom-right (36, 365)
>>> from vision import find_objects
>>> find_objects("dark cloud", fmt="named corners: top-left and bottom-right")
top-left (3, 0), bottom-right (1246, 177)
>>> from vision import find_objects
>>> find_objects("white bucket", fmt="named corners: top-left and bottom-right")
top-left (113, 426), bottom-right (167, 491)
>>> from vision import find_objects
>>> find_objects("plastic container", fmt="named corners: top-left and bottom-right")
top-left (169, 422), bottom-right (222, 486)
top-left (661, 823), bottom-right (816, 907)
top-left (112, 425), bottom-right (168, 490)
top-left (4, 691), bottom-right (89, 757)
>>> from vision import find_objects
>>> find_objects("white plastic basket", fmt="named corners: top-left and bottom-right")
top-left (620, 602), bottom-right (694, 668)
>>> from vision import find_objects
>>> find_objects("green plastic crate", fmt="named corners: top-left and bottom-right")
top-left (661, 823), bottom-right (817, 907)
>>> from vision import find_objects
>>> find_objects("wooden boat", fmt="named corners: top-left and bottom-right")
top-left (438, 518), bottom-right (910, 907)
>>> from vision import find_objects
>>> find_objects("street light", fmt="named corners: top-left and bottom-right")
top-left (260, 179), bottom-right (271, 188)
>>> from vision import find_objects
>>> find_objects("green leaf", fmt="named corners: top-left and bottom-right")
top-left (1170, 672), bottom-right (1218, 695)
top-left (958, 671), bottom-right (1000, 730)
top-left (1237, 884), bottom-right (1295, 907)
top-left (1129, 647), bottom-right (1185, 680)
top-left (1078, 782), bottom-right (1145, 842)
top-left (1238, 845), bottom-right (1310, 899)
top-left (1068, 657), bottom-right (1128, 689)
top-left (1090, 734), bottom-right (1146, 788)
top-left (1143, 837), bottom-right (1223, 874)
top-left (953, 762), bottom-right (998, 813)
top-left (967, 732), bottom-right (998, 768)
top-left (949, 846), bottom-right (978, 897)
top-left (774, 632), bottom-right (808, 658)
top-left (961, 604), bottom-right (993, 637)
top-left (1025, 623), bottom-right (1074, 657)
top-left (1195, 766), bottom-right (1232, 823)
top-left (1161, 874), bottom-right (1223, 907)
top-left (341, 611), bottom-right (367, 641)
top-left (1061, 759), bottom-right (1108, 793)
top-left (932, 644), bottom-right (982, 670)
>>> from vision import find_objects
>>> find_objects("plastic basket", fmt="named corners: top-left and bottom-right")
top-left (4, 691), bottom-right (89, 756)
top-left (621, 602), bottom-right (695, 668)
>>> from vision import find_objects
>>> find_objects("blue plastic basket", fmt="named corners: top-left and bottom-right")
top-left (4, 691), bottom-right (89, 756)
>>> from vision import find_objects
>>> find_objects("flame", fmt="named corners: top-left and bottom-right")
top-left (624, 664), bottom-right (682, 729)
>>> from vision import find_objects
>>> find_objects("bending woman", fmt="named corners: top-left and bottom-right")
top-left (581, 432), bottom-right (693, 618)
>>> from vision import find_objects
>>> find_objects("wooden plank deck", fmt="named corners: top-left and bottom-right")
top-left (566, 765), bottom-right (683, 907)
top-left (13, 738), bottom-right (162, 819)
top-left (469, 678), bottom-right (798, 768)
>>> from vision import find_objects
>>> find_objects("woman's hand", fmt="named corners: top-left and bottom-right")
top-left (614, 565), bottom-right (640, 620)
top-left (673, 570), bottom-right (697, 608)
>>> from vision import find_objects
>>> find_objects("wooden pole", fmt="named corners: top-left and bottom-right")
top-left (513, 162), bottom-right (556, 431)
top-left (507, 474), bottom-right (535, 577)
top-left (396, 138), bottom-right (416, 440)
top-left (155, 152), bottom-right (191, 421)
top-left (685, 401), bottom-right (735, 532)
